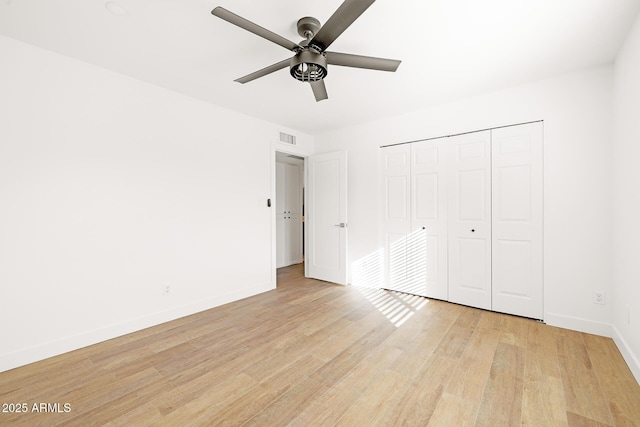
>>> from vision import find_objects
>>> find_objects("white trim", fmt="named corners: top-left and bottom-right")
top-left (544, 312), bottom-right (613, 337)
top-left (0, 283), bottom-right (271, 373)
top-left (270, 143), bottom-right (278, 289)
top-left (271, 142), bottom-right (311, 282)
top-left (612, 326), bottom-right (640, 384)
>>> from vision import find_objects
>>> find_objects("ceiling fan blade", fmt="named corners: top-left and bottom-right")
top-left (235, 58), bottom-right (291, 84)
top-left (326, 51), bottom-right (401, 72)
top-left (310, 80), bottom-right (328, 102)
top-left (212, 7), bottom-right (301, 52)
top-left (310, 0), bottom-right (376, 51)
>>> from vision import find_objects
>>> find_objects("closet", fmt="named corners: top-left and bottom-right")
top-left (380, 121), bottom-right (543, 319)
top-left (276, 160), bottom-right (303, 268)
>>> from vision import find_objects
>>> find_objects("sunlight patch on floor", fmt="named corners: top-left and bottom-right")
top-left (356, 286), bottom-right (428, 327)
top-left (351, 229), bottom-right (430, 327)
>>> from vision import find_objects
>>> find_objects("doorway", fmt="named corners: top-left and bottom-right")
top-left (271, 149), bottom-right (348, 288)
top-left (275, 151), bottom-right (305, 287)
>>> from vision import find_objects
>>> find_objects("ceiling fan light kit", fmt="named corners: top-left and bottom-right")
top-left (211, 0), bottom-right (401, 102)
top-left (290, 49), bottom-right (327, 82)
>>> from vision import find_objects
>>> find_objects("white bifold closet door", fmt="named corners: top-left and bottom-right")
top-left (491, 123), bottom-right (543, 319)
top-left (380, 140), bottom-right (448, 299)
top-left (380, 144), bottom-right (413, 294)
top-left (411, 140), bottom-right (449, 300)
top-left (380, 121), bottom-right (543, 320)
top-left (447, 131), bottom-right (493, 310)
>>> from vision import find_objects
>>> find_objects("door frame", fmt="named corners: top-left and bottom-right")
top-left (275, 154), bottom-right (304, 269)
top-left (271, 146), bottom-right (310, 288)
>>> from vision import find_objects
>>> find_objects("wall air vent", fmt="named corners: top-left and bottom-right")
top-left (279, 132), bottom-right (297, 145)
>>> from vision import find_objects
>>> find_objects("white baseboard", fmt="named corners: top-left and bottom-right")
top-left (612, 326), bottom-right (640, 384)
top-left (546, 313), bottom-right (640, 385)
top-left (544, 312), bottom-right (613, 337)
top-left (0, 283), bottom-right (273, 373)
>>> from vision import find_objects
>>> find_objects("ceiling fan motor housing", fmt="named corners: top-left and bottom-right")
top-left (290, 49), bottom-right (328, 82)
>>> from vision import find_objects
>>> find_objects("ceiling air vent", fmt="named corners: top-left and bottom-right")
top-left (279, 132), bottom-right (297, 145)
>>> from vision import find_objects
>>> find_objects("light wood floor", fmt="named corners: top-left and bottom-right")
top-left (1, 263), bottom-right (639, 426)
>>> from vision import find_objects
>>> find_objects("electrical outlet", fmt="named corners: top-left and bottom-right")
top-left (163, 284), bottom-right (170, 296)
top-left (593, 291), bottom-right (605, 305)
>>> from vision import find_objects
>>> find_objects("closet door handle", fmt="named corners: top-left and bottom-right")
top-left (334, 223), bottom-right (346, 228)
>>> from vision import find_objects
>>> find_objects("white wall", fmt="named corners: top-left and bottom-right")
top-left (0, 35), bottom-right (312, 373)
top-left (316, 66), bottom-right (614, 337)
top-left (613, 12), bottom-right (640, 382)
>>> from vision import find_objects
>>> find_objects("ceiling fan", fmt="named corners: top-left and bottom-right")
top-left (211, 0), bottom-right (401, 102)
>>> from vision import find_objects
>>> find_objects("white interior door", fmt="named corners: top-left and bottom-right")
top-left (307, 151), bottom-right (347, 284)
top-left (412, 140), bottom-right (448, 299)
top-left (285, 163), bottom-right (302, 266)
top-left (491, 122), bottom-right (543, 319)
top-left (448, 131), bottom-right (492, 310)
top-left (380, 144), bottom-right (412, 293)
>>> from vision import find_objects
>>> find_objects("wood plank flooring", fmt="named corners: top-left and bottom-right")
top-left (1, 263), bottom-right (639, 426)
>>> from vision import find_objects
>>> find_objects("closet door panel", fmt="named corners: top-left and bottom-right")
top-left (491, 122), bottom-right (543, 319)
top-left (286, 164), bottom-right (301, 215)
top-left (380, 145), bottom-right (412, 293)
top-left (386, 175), bottom-right (409, 219)
top-left (448, 131), bottom-right (492, 310)
top-left (387, 232), bottom-right (408, 290)
top-left (286, 164), bottom-right (302, 266)
top-left (457, 237), bottom-right (490, 289)
top-left (411, 140), bottom-right (448, 299)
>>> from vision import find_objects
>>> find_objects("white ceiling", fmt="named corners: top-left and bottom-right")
top-left (1, 0), bottom-right (639, 134)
